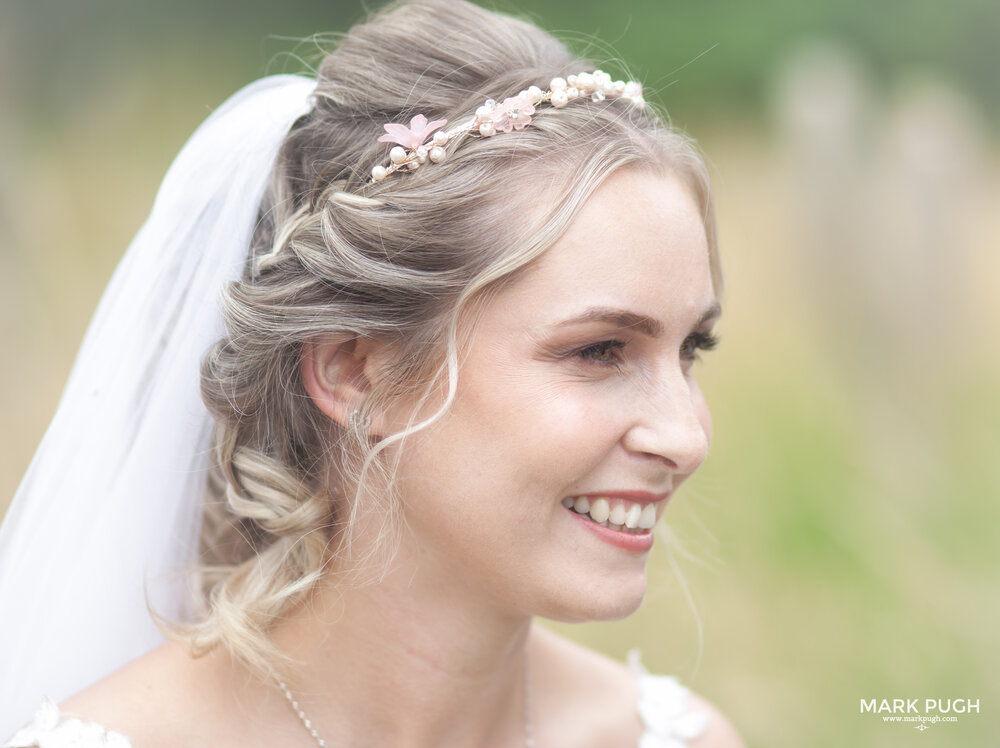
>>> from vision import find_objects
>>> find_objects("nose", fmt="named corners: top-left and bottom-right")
top-left (622, 372), bottom-right (710, 474)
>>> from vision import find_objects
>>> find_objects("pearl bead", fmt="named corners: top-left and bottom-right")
top-left (365, 73), bottom-right (647, 185)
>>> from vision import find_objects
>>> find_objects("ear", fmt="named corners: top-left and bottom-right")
top-left (300, 337), bottom-right (386, 431)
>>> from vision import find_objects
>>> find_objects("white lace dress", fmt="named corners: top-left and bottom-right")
top-left (4, 654), bottom-right (707, 748)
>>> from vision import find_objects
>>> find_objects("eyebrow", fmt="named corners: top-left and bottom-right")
top-left (549, 301), bottom-right (721, 337)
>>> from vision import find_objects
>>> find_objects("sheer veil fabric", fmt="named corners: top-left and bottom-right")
top-left (0, 75), bottom-right (315, 736)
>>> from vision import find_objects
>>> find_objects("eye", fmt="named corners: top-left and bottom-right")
top-left (576, 339), bottom-right (627, 366)
top-left (680, 331), bottom-right (719, 363)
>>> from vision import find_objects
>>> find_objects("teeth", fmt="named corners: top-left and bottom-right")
top-left (638, 503), bottom-right (656, 529)
top-left (624, 503), bottom-right (642, 529)
top-left (563, 495), bottom-right (661, 533)
top-left (588, 498), bottom-right (610, 523)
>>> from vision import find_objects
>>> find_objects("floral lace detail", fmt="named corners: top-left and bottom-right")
top-left (629, 651), bottom-right (709, 748)
top-left (3, 698), bottom-right (131, 748)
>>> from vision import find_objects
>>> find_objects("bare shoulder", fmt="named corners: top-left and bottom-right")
top-left (529, 624), bottom-right (643, 748)
top-left (528, 623), bottom-right (744, 748)
top-left (56, 641), bottom-right (275, 748)
top-left (58, 643), bottom-right (210, 745)
top-left (685, 691), bottom-right (746, 748)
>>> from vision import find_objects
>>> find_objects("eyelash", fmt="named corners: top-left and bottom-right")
top-left (681, 331), bottom-right (719, 361)
top-left (576, 339), bottom-right (628, 366)
top-left (574, 331), bottom-right (719, 368)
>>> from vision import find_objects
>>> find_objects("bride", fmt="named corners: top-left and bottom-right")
top-left (0, 1), bottom-right (743, 745)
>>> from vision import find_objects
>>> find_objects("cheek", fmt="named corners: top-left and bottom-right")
top-left (487, 375), bottom-right (631, 476)
top-left (410, 372), bottom-right (631, 516)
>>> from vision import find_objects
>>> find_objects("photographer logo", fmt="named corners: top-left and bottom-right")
top-left (860, 698), bottom-right (980, 730)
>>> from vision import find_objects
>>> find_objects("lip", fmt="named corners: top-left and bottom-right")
top-left (567, 490), bottom-right (670, 506)
top-left (567, 509), bottom-right (655, 552)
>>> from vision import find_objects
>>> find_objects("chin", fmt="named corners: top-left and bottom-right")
top-left (533, 569), bottom-right (648, 623)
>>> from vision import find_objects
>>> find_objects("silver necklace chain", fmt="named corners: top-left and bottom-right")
top-left (277, 679), bottom-right (328, 747)
top-left (278, 653), bottom-right (534, 747)
top-left (525, 648), bottom-right (535, 748)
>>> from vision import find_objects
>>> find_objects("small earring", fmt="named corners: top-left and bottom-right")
top-left (348, 409), bottom-right (371, 432)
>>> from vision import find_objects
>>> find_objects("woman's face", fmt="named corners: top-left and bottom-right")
top-left (389, 167), bottom-right (719, 622)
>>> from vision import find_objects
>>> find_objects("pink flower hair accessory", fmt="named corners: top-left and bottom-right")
top-left (369, 69), bottom-right (645, 183)
top-left (378, 114), bottom-right (449, 150)
top-left (488, 93), bottom-right (536, 134)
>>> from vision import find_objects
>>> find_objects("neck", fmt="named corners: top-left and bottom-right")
top-left (268, 538), bottom-right (533, 748)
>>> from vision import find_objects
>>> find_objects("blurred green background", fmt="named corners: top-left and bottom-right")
top-left (2, 0), bottom-right (998, 745)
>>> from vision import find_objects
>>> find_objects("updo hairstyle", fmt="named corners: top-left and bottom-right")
top-left (180, 0), bottom-right (719, 678)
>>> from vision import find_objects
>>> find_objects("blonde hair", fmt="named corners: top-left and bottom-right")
top-left (176, 0), bottom-right (719, 679)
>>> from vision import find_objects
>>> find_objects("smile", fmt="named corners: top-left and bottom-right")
top-left (560, 495), bottom-right (659, 534)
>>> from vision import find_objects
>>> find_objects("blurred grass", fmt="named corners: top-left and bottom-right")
top-left (2, 1), bottom-right (998, 745)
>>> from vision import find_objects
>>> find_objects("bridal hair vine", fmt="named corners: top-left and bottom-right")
top-left (369, 70), bottom-right (645, 184)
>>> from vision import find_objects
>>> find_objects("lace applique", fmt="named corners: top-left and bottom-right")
top-left (628, 651), bottom-right (709, 748)
top-left (3, 698), bottom-right (132, 748)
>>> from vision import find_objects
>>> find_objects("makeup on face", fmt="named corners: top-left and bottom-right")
top-left (561, 491), bottom-right (669, 552)
top-left (388, 168), bottom-right (718, 621)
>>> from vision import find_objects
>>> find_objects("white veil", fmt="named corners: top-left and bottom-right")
top-left (0, 74), bottom-right (315, 735)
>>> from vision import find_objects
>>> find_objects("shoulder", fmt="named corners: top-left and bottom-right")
top-left (46, 642), bottom-right (310, 748)
top-left (529, 624), bottom-right (744, 748)
top-left (529, 625), bottom-right (644, 747)
top-left (630, 653), bottom-right (745, 748)
top-left (54, 643), bottom-right (192, 744)
top-left (682, 692), bottom-right (746, 748)
top-left (26, 642), bottom-right (255, 748)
